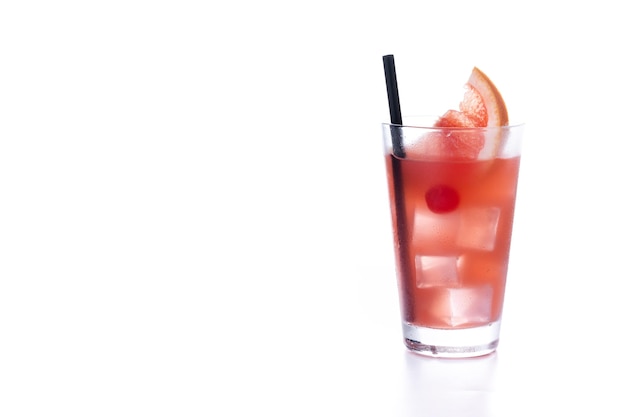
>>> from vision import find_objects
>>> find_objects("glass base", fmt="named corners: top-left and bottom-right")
top-left (402, 320), bottom-right (500, 358)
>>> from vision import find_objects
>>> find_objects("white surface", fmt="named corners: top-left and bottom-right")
top-left (1, 1), bottom-right (625, 415)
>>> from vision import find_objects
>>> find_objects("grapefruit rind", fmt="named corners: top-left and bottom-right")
top-left (466, 67), bottom-right (509, 159)
top-left (467, 67), bottom-right (509, 127)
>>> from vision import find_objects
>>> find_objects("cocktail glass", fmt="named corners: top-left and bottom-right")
top-left (382, 117), bottom-right (523, 357)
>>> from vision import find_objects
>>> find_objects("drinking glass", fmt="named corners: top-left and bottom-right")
top-left (382, 117), bottom-right (523, 357)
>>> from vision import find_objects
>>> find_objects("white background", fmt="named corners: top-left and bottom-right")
top-left (1, 1), bottom-right (625, 415)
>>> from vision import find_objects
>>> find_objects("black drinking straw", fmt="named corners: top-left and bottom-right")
top-left (383, 55), bottom-right (406, 158)
top-left (383, 55), bottom-right (403, 125)
top-left (382, 55), bottom-right (412, 316)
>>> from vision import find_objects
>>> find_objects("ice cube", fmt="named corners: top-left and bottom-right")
top-left (456, 207), bottom-right (500, 251)
top-left (416, 285), bottom-right (493, 327)
top-left (447, 286), bottom-right (493, 326)
top-left (412, 209), bottom-right (459, 254)
top-left (415, 255), bottom-right (459, 288)
top-left (457, 253), bottom-right (505, 283)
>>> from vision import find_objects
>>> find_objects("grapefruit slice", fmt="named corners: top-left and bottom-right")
top-left (464, 67), bottom-right (508, 127)
top-left (432, 67), bottom-right (509, 160)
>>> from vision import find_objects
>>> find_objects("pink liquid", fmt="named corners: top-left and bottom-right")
top-left (386, 155), bottom-right (520, 329)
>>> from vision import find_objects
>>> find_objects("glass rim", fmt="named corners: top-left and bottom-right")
top-left (382, 115), bottom-right (525, 130)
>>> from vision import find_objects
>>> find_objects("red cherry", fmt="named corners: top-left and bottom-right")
top-left (425, 185), bottom-right (460, 213)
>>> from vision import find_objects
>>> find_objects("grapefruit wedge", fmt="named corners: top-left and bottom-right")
top-left (438, 67), bottom-right (509, 128)
top-left (428, 67), bottom-right (509, 160)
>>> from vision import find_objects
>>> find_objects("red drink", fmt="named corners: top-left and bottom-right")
top-left (382, 120), bottom-right (523, 357)
top-left (386, 155), bottom-right (520, 330)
